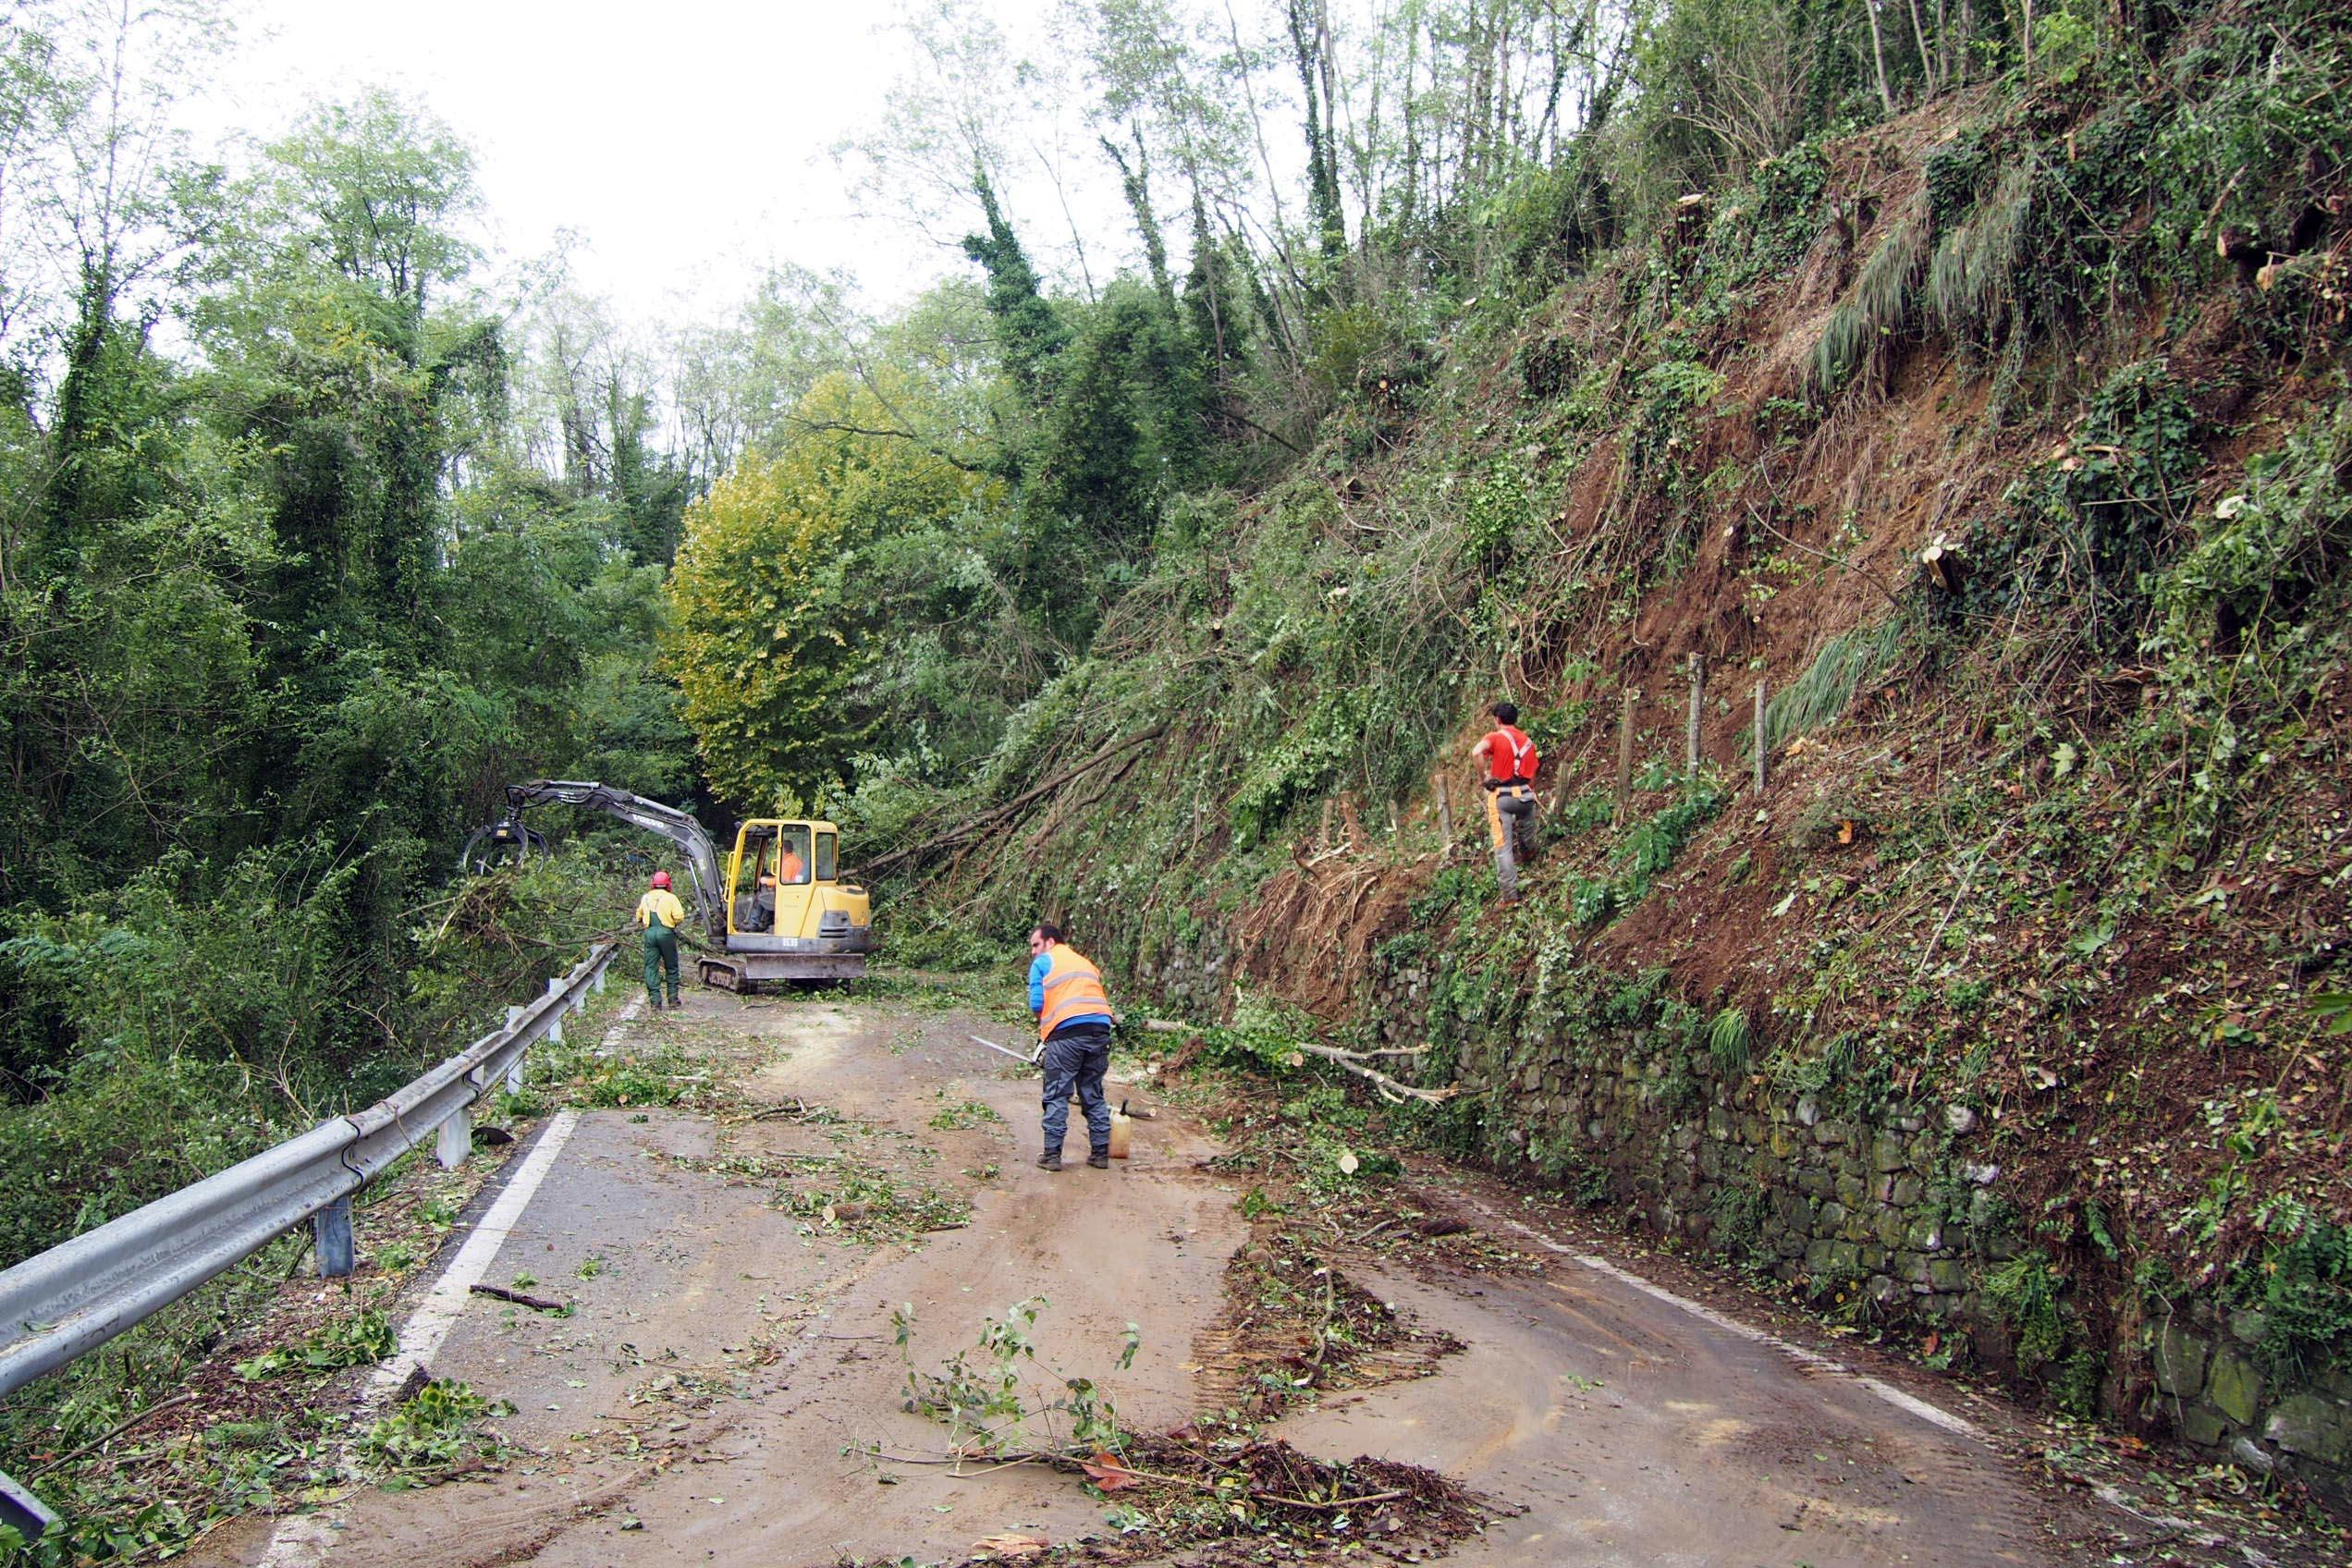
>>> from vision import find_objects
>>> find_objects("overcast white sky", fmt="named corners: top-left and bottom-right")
top-left (185, 0), bottom-right (1110, 330)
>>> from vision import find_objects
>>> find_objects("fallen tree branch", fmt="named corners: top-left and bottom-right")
top-left (1141, 1020), bottom-right (1454, 1102)
top-left (862, 727), bottom-right (1167, 880)
top-left (470, 1283), bottom-right (569, 1313)
top-left (1265, 1487), bottom-right (1409, 1511)
top-left (32, 1392), bottom-right (198, 1478)
top-left (1293, 1042), bottom-right (1458, 1104)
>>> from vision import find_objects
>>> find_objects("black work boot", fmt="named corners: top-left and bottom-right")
top-left (1086, 1150), bottom-right (1110, 1170)
top-left (1035, 1150), bottom-right (1063, 1172)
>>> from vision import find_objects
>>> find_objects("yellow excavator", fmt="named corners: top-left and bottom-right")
top-left (461, 779), bottom-right (874, 987)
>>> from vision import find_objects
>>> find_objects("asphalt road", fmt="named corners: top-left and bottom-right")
top-left (187, 987), bottom-right (2098, 1568)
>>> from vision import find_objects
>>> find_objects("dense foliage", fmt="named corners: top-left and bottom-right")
top-left (0, 43), bottom-right (688, 1256)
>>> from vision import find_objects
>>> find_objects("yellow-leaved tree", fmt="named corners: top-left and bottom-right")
top-left (665, 372), bottom-right (1001, 807)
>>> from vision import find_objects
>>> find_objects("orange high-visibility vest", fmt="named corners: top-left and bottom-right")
top-left (1037, 944), bottom-right (1113, 1040)
top-left (1485, 725), bottom-right (1538, 783)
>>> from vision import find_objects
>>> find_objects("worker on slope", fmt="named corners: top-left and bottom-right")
top-left (637, 870), bottom-right (687, 1011)
top-left (1470, 701), bottom-right (1541, 902)
top-left (1026, 922), bottom-right (1115, 1172)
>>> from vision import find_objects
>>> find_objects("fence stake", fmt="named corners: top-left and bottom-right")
top-left (312, 1194), bottom-right (355, 1279)
top-left (1686, 652), bottom-right (1705, 774)
top-left (1433, 772), bottom-right (1452, 847)
top-left (436, 1109), bottom-right (472, 1170)
top-left (1754, 680), bottom-right (1769, 796)
top-left (1615, 688), bottom-right (1638, 823)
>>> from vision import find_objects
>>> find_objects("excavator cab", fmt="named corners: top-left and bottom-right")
top-left (708, 817), bottom-right (871, 989)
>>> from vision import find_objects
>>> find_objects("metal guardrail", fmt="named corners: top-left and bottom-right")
top-left (0, 939), bottom-right (619, 1537)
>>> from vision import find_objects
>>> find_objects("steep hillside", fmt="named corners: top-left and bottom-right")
top-left (890, 5), bottom-right (2352, 1505)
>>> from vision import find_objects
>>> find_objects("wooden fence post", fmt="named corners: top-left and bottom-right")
top-left (1753, 680), bottom-right (1769, 797)
top-left (1433, 771), bottom-right (1452, 848)
top-left (1685, 652), bottom-right (1705, 775)
top-left (1615, 688), bottom-right (1638, 823)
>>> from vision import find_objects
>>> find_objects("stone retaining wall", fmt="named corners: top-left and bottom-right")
top-left (1353, 950), bottom-right (2352, 1507)
top-left (1113, 915), bottom-right (2350, 1510)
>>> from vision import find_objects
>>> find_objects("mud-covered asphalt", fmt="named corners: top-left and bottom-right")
top-left (187, 988), bottom-right (2102, 1567)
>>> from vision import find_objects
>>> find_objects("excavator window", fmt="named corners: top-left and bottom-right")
top-left (777, 825), bottom-right (812, 886)
top-left (815, 832), bottom-right (837, 883)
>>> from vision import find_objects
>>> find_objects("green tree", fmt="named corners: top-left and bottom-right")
top-left (667, 371), bottom-right (1006, 807)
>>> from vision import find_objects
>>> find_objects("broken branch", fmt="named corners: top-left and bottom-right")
top-left (470, 1283), bottom-right (569, 1312)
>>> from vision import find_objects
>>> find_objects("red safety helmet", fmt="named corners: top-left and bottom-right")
top-left (650, 871), bottom-right (671, 888)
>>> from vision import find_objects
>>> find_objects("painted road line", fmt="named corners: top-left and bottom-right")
top-left (259, 992), bottom-right (643, 1565)
top-left (1464, 1197), bottom-right (1986, 1444)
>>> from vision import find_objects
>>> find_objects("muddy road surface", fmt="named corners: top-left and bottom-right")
top-left (188, 987), bottom-right (2120, 1568)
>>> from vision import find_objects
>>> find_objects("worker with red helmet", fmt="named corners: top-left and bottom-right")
top-left (1469, 701), bottom-right (1541, 902)
top-left (636, 870), bottom-right (687, 1010)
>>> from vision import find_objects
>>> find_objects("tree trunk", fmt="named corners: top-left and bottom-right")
top-left (1865, 0), bottom-right (1897, 115)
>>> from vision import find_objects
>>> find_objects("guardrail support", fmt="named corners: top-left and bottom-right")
top-left (545, 979), bottom-right (565, 1045)
top-left (436, 1109), bottom-right (472, 1170)
top-left (504, 1006), bottom-right (527, 1094)
top-left (0, 1465), bottom-right (57, 1541)
top-left (312, 1194), bottom-right (356, 1279)
top-left (593, 964), bottom-right (606, 995)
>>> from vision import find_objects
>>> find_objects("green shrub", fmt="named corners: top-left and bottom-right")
top-left (1983, 1250), bottom-right (2069, 1373)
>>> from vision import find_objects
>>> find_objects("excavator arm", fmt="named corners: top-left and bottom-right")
top-left (497, 780), bottom-right (727, 939)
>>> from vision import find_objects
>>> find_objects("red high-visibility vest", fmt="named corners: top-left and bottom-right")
top-left (1485, 725), bottom-right (1538, 783)
top-left (1037, 944), bottom-right (1113, 1040)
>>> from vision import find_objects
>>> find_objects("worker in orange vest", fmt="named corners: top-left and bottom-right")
top-left (1026, 922), bottom-right (1115, 1172)
top-left (1469, 701), bottom-right (1540, 901)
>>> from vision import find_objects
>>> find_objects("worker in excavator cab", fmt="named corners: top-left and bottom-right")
top-left (637, 870), bottom-right (686, 1011)
top-left (1470, 701), bottom-right (1541, 903)
top-left (1027, 922), bottom-right (1115, 1172)
top-left (778, 840), bottom-right (807, 884)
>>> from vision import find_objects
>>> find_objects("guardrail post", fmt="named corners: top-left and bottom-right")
top-left (544, 980), bottom-right (565, 1045)
top-left (0, 1466), bottom-right (57, 1541)
top-left (312, 1194), bottom-right (355, 1278)
top-left (593, 964), bottom-right (607, 995)
top-left (437, 1108), bottom-right (472, 1170)
top-left (502, 1005), bottom-right (528, 1094)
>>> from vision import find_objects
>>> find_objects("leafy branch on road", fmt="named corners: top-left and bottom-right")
top-left (879, 1296), bottom-right (1492, 1563)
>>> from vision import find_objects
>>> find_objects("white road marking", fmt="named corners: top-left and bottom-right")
top-left (1464, 1198), bottom-right (1986, 1444)
top-left (259, 992), bottom-right (643, 1565)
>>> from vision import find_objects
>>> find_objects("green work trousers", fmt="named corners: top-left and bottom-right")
top-left (643, 925), bottom-right (680, 1005)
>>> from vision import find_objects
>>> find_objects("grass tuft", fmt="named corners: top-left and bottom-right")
top-left (1810, 198), bottom-right (1930, 396)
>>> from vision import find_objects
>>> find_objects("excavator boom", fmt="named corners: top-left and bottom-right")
top-left (500, 780), bottom-right (727, 939)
